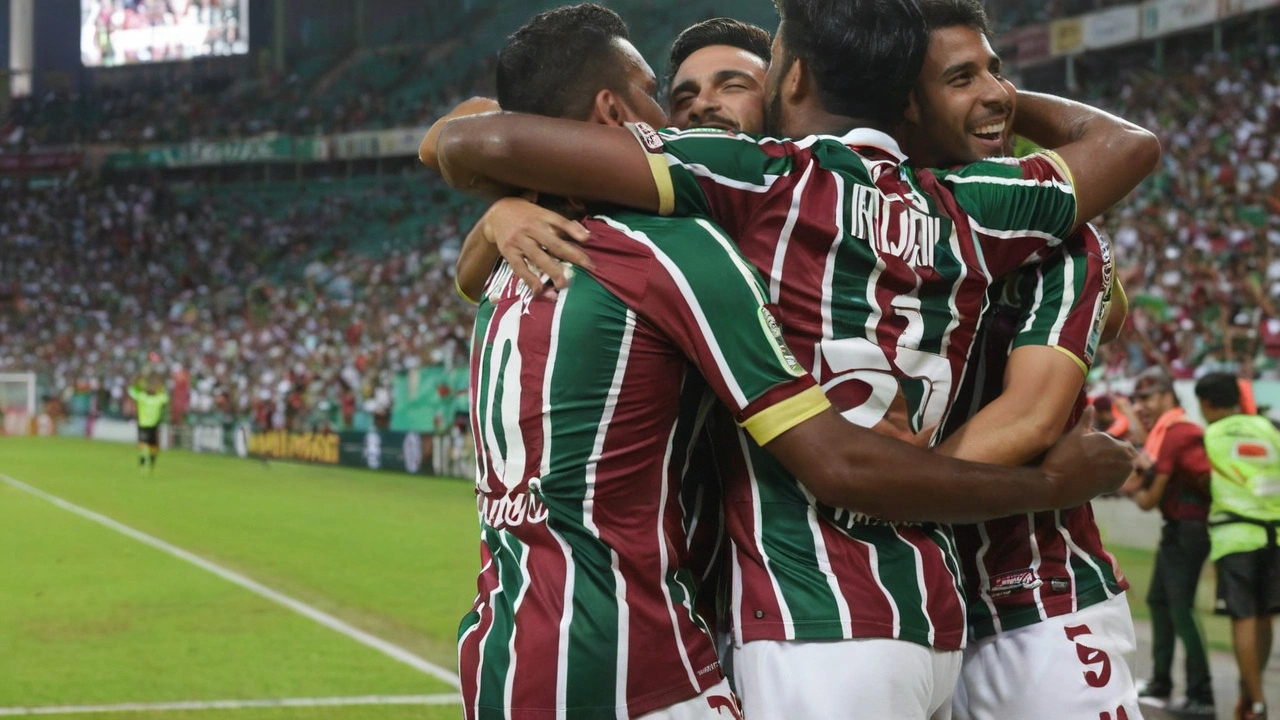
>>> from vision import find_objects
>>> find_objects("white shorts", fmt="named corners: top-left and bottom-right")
top-left (733, 638), bottom-right (962, 720)
top-left (638, 678), bottom-right (742, 720)
top-left (953, 593), bottom-right (1140, 720)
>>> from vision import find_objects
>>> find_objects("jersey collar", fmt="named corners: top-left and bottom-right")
top-left (837, 128), bottom-right (907, 163)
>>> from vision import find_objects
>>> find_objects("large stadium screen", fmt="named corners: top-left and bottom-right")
top-left (81, 0), bottom-right (249, 68)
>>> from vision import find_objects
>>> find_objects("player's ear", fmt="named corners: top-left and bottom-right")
top-left (904, 90), bottom-right (922, 126)
top-left (784, 56), bottom-right (807, 105)
top-left (589, 89), bottom-right (628, 128)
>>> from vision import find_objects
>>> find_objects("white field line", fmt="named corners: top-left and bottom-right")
top-left (0, 694), bottom-right (463, 716)
top-left (0, 472), bottom-right (461, 689)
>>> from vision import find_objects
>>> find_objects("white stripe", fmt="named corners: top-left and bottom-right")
top-left (594, 216), bottom-right (749, 408)
top-left (663, 157), bottom-right (777, 193)
top-left (973, 523), bottom-right (1001, 634)
top-left (580, 311), bottom-right (637, 720)
top-left (1027, 513), bottom-right (1049, 621)
top-left (855, 537), bottom-right (900, 635)
top-left (1059, 510), bottom-right (1116, 602)
top-left (0, 472), bottom-right (461, 689)
top-left (803, 499), bottom-right (853, 636)
top-left (0, 695), bottom-right (463, 716)
top-left (552, 525), bottom-right (576, 720)
top-left (1045, 252), bottom-right (1076, 347)
top-left (738, 427), bottom-right (794, 634)
top-left (1019, 266), bottom-right (1047, 335)
top-left (540, 289), bottom-right (568, 478)
top-left (502, 532), bottom-right (533, 719)
top-left (1055, 510), bottom-right (1080, 613)
top-left (693, 218), bottom-right (769, 307)
top-left (657, 406), bottom-right (701, 690)
top-left (730, 544), bottom-right (746, 647)
top-left (970, 221), bottom-right (1064, 246)
top-left (942, 173), bottom-right (1072, 193)
top-left (767, 162), bottom-right (814, 303)
top-left (496, 306), bottom-right (527, 491)
top-left (901, 531), bottom-right (937, 645)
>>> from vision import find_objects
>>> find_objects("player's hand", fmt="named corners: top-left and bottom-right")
top-left (484, 196), bottom-right (592, 292)
top-left (870, 386), bottom-right (934, 448)
top-left (1040, 408), bottom-right (1138, 508)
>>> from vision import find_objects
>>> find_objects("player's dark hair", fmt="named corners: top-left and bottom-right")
top-left (666, 18), bottom-right (773, 87)
top-left (1195, 373), bottom-right (1241, 410)
top-left (918, 0), bottom-right (991, 36)
top-left (772, 0), bottom-right (928, 128)
top-left (496, 4), bottom-right (631, 121)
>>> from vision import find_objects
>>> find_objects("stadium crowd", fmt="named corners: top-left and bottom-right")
top-left (4, 6), bottom-right (1280, 431)
top-left (0, 176), bottom-right (476, 430)
top-left (1088, 50), bottom-right (1280, 382)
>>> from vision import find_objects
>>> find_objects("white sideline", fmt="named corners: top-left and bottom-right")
top-left (0, 472), bottom-right (462, 690)
top-left (0, 694), bottom-right (463, 716)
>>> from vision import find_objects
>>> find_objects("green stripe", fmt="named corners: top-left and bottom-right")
top-left (477, 527), bottom-right (526, 719)
top-left (489, 342), bottom-right (512, 465)
top-left (749, 444), bottom-right (845, 638)
top-left (472, 303), bottom-right (498, 473)
top-left (541, 275), bottom-right (628, 713)
top-left (860, 525), bottom-right (930, 644)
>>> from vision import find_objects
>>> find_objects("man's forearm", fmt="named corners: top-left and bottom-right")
top-left (456, 222), bottom-right (500, 302)
top-left (935, 397), bottom-right (1059, 467)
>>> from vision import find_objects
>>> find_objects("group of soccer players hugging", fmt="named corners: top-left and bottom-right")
top-left (416, 0), bottom-right (1186, 718)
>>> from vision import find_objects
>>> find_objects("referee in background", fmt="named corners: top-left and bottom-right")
top-left (1198, 373), bottom-right (1280, 720)
top-left (128, 375), bottom-right (169, 474)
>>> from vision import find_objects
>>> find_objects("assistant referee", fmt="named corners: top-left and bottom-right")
top-left (128, 376), bottom-right (169, 474)
top-left (1198, 373), bottom-right (1280, 720)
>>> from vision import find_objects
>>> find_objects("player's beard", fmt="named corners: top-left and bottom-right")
top-left (764, 83), bottom-right (785, 138)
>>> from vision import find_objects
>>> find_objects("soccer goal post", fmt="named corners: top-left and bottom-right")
top-left (0, 372), bottom-right (37, 417)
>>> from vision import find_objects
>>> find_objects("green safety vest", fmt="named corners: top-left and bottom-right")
top-left (1206, 414), bottom-right (1280, 561)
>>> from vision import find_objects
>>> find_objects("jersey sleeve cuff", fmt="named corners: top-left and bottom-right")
top-left (455, 276), bottom-right (481, 305)
top-left (1051, 345), bottom-right (1090, 376)
top-left (1038, 149), bottom-right (1078, 229)
top-left (625, 122), bottom-right (675, 216)
top-left (741, 384), bottom-right (831, 446)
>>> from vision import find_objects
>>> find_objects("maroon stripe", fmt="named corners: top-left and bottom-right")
top-left (459, 541), bottom-right (499, 720)
top-left (507, 529), bottom-right (567, 713)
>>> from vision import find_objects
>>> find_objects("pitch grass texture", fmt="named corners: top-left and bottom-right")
top-left (1, 437), bottom-right (480, 717)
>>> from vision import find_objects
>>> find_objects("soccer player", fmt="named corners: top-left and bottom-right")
top-left (1196, 373), bottom-right (1280, 720)
top-left (1126, 366), bottom-right (1216, 715)
top-left (885, 2), bottom-right (1139, 717)
top-left (433, 1), bottom-right (1160, 717)
top-left (128, 374), bottom-right (169, 473)
top-left (444, 6), bottom-right (1133, 719)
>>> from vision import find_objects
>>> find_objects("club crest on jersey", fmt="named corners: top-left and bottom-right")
top-left (759, 306), bottom-right (805, 377)
top-left (987, 569), bottom-right (1043, 598)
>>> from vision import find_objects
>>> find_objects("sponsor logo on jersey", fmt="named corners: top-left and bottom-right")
top-left (1049, 577), bottom-right (1071, 593)
top-left (630, 122), bottom-right (665, 153)
top-left (1097, 228), bottom-right (1114, 300)
top-left (759, 306), bottom-right (805, 377)
top-left (848, 182), bottom-right (943, 268)
top-left (987, 568), bottom-right (1043, 597)
top-left (479, 482), bottom-right (550, 528)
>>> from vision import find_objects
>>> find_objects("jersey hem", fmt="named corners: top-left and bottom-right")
top-left (470, 674), bottom-right (716, 720)
top-left (966, 581), bottom-right (1127, 641)
top-left (737, 618), bottom-right (964, 652)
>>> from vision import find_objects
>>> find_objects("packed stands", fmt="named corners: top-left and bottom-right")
top-left (4, 1), bottom-right (1280, 436)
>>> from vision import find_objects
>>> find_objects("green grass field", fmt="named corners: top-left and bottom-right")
top-left (2, 437), bottom-right (1234, 718)
top-left (1, 437), bottom-right (480, 719)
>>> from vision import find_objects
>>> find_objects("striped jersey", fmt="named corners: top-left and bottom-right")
top-left (943, 224), bottom-right (1129, 640)
top-left (459, 209), bottom-right (828, 719)
top-left (630, 123), bottom-right (1079, 651)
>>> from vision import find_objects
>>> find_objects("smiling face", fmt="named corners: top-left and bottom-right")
top-left (668, 44), bottom-right (767, 133)
top-left (902, 25), bottom-right (1013, 167)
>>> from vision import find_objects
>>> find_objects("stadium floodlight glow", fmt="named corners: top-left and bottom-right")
top-left (80, 0), bottom-right (250, 68)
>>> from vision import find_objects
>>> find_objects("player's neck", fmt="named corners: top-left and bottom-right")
top-left (793, 108), bottom-right (890, 139)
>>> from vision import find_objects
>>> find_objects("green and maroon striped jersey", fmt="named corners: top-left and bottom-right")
top-left (459, 209), bottom-right (828, 720)
top-left (944, 224), bottom-right (1129, 640)
top-left (627, 123), bottom-right (1078, 651)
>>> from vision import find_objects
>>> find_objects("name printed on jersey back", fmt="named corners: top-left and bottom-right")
top-left (850, 182), bottom-right (944, 269)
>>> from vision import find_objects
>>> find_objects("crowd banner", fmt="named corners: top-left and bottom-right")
top-left (1218, 0), bottom-right (1279, 17)
top-left (86, 418), bottom-right (171, 448)
top-left (1084, 6), bottom-right (1142, 48)
top-left (0, 151), bottom-right (82, 174)
top-left (997, 24), bottom-right (1052, 65)
top-left (3, 409), bottom-right (31, 436)
top-left (242, 429), bottom-right (340, 464)
top-left (330, 127), bottom-right (430, 160)
top-left (1141, 0), bottom-right (1218, 37)
top-left (104, 136), bottom-right (329, 170)
top-left (337, 430), bottom-right (475, 479)
top-left (1049, 16), bottom-right (1086, 56)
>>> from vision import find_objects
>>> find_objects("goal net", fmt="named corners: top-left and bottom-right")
top-left (0, 372), bottom-right (36, 436)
